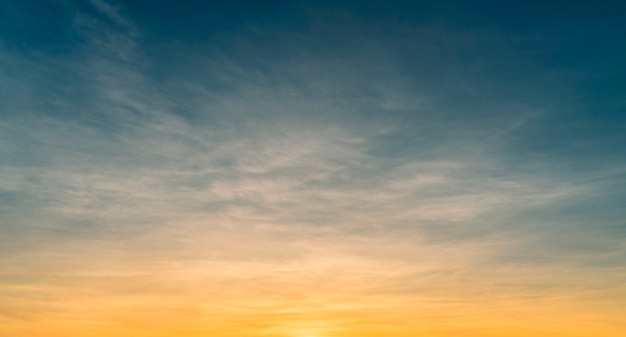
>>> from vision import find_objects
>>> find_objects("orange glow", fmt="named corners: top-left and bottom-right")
top-left (2, 235), bottom-right (625, 337)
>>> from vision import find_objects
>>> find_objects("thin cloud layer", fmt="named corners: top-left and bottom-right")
top-left (1, 1), bottom-right (625, 336)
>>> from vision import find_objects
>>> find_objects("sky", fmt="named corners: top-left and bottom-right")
top-left (1, 1), bottom-right (625, 336)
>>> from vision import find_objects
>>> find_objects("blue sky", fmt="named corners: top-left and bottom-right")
top-left (1, 1), bottom-right (625, 336)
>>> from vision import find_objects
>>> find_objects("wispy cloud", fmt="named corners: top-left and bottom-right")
top-left (1, 1), bottom-right (625, 336)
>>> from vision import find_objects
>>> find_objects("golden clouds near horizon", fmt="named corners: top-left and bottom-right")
top-left (1, 226), bottom-right (625, 337)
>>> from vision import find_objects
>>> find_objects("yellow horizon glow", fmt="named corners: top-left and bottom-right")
top-left (2, 225), bottom-right (625, 337)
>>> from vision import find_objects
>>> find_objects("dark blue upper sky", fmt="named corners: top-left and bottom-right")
top-left (2, 0), bottom-right (625, 194)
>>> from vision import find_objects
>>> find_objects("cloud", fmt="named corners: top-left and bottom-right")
top-left (87, 0), bottom-right (137, 34)
top-left (1, 1), bottom-right (625, 336)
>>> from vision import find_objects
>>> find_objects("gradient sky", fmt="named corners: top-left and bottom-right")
top-left (1, 1), bottom-right (626, 336)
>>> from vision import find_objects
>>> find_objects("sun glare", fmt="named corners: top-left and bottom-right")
top-left (287, 323), bottom-right (332, 337)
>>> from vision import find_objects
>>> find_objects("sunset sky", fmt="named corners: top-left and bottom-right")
top-left (1, 1), bottom-right (625, 336)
